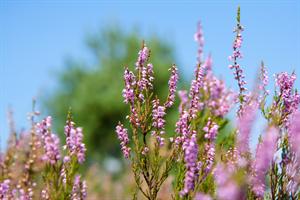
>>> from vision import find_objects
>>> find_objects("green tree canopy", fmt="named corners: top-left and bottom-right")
top-left (44, 25), bottom-right (181, 163)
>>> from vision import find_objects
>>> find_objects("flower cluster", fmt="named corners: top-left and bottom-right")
top-left (189, 63), bottom-right (206, 118)
top-left (36, 116), bottom-right (61, 165)
top-left (0, 110), bottom-right (87, 199)
top-left (71, 175), bottom-right (87, 200)
top-left (203, 71), bottom-right (233, 117)
top-left (251, 127), bottom-right (278, 197)
top-left (152, 98), bottom-right (166, 146)
top-left (64, 119), bottom-right (86, 163)
top-left (203, 119), bottom-right (218, 173)
top-left (180, 133), bottom-right (199, 196)
top-left (236, 102), bottom-right (258, 156)
top-left (214, 163), bottom-right (241, 200)
top-left (275, 72), bottom-right (300, 127)
top-left (259, 62), bottom-right (269, 97)
top-left (122, 68), bottom-right (136, 104)
top-left (115, 122), bottom-right (131, 158)
top-left (165, 65), bottom-right (179, 108)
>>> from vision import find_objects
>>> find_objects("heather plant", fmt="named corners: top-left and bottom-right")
top-left (116, 7), bottom-right (300, 200)
top-left (0, 104), bottom-right (87, 200)
top-left (116, 40), bottom-right (179, 200)
top-left (1, 6), bottom-right (299, 200)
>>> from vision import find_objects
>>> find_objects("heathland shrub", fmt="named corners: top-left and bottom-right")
top-left (1, 7), bottom-right (299, 200)
top-left (115, 7), bottom-right (300, 200)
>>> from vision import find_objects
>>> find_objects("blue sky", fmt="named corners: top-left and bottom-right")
top-left (1, 0), bottom-right (299, 149)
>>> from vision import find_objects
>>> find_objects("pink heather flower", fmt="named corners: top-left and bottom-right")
top-left (286, 155), bottom-right (300, 195)
top-left (12, 188), bottom-right (32, 200)
top-left (203, 72), bottom-right (233, 117)
top-left (0, 179), bottom-right (11, 199)
top-left (41, 189), bottom-right (49, 200)
top-left (175, 111), bottom-right (190, 146)
top-left (214, 163), bottom-right (241, 200)
top-left (122, 68), bottom-right (136, 104)
top-left (189, 64), bottom-right (206, 118)
top-left (229, 18), bottom-right (247, 102)
top-left (203, 119), bottom-right (218, 174)
top-left (289, 112), bottom-right (300, 162)
top-left (165, 65), bottom-right (179, 108)
top-left (36, 116), bottom-right (61, 165)
top-left (135, 45), bottom-right (149, 70)
top-left (259, 62), bottom-right (269, 96)
top-left (236, 102), bottom-right (258, 156)
top-left (64, 120), bottom-right (86, 163)
top-left (194, 21), bottom-right (204, 64)
top-left (127, 106), bottom-right (140, 127)
top-left (71, 175), bottom-right (87, 200)
top-left (115, 122), bottom-right (131, 158)
top-left (203, 54), bottom-right (212, 72)
top-left (276, 72), bottom-right (296, 101)
top-left (146, 63), bottom-right (154, 88)
top-left (152, 99), bottom-right (166, 129)
top-left (142, 146), bottom-right (149, 155)
top-left (152, 99), bottom-right (166, 146)
top-left (138, 63), bottom-right (154, 96)
top-left (60, 166), bottom-right (67, 185)
top-left (42, 134), bottom-right (61, 165)
top-left (195, 192), bottom-right (212, 200)
top-left (178, 90), bottom-right (188, 112)
top-left (135, 45), bottom-right (154, 101)
top-left (180, 133), bottom-right (199, 196)
top-left (275, 72), bottom-right (300, 127)
top-left (251, 127), bottom-right (278, 197)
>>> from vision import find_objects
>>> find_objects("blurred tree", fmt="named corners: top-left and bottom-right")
top-left (44, 25), bottom-right (181, 164)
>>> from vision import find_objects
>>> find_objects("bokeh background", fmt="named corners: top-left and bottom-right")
top-left (1, 0), bottom-right (299, 174)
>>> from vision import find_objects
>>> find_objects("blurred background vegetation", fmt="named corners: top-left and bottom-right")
top-left (43, 25), bottom-right (184, 166)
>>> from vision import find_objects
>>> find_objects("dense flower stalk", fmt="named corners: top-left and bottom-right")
top-left (122, 68), bottom-right (136, 104)
top-left (275, 72), bottom-right (300, 127)
top-left (251, 127), bottom-right (278, 197)
top-left (203, 71), bottom-right (233, 117)
top-left (236, 102), bottom-right (258, 156)
top-left (71, 175), bottom-right (87, 200)
top-left (0, 179), bottom-right (11, 199)
top-left (289, 112), bottom-right (300, 160)
top-left (180, 133), bottom-right (199, 196)
top-left (259, 61), bottom-right (269, 97)
top-left (135, 44), bottom-right (149, 70)
top-left (152, 99), bottom-right (166, 146)
top-left (165, 65), bottom-right (179, 108)
top-left (214, 163), bottom-right (240, 200)
top-left (36, 116), bottom-right (61, 165)
top-left (203, 119), bottom-right (218, 173)
top-left (195, 192), bottom-right (212, 200)
top-left (64, 119), bottom-right (86, 163)
top-left (189, 64), bottom-right (206, 118)
top-left (115, 122), bottom-right (131, 158)
top-left (174, 111), bottom-right (190, 146)
top-left (286, 155), bottom-right (300, 195)
top-left (178, 90), bottom-right (188, 113)
top-left (135, 45), bottom-right (153, 101)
